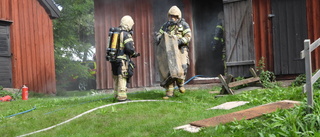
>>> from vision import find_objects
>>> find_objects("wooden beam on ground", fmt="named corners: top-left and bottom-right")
top-left (228, 77), bottom-right (260, 88)
top-left (190, 100), bottom-right (300, 127)
top-left (218, 74), bottom-right (234, 95)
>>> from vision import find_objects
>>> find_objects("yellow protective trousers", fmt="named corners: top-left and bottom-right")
top-left (113, 75), bottom-right (127, 100)
top-left (165, 47), bottom-right (188, 97)
top-left (113, 60), bottom-right (129, 101)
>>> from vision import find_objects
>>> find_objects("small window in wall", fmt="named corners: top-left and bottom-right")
top-left (0, 20), bottom-right (13, 88)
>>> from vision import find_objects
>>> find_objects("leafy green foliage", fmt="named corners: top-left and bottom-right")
top-left (259, 70), bottom-right (278, 88)
top-left (231, 57), bottom-right (279, 90)
top-left (291, 70), bottom-right (320, 89)
top-left (1, 83), bottom-right (319, 136)
top-left (257, 57), bottom-right (278, 88)
top-left (231, 76), bottom-right (247, 90)
top-left (55, 58), bottom-right (93, 90)
top-left (210, 87), bottom-right (320, 137)
top-left (53, 0), bottom-right (95, 60)
top-left (53, 0), bottom-right (95, 91)
top-left (0, 86), bottom-right (20, 100)
top-left (291, 73), bottom-right (306, 87)
top-left (252, 97), bottom-right (320, 137)
top-left (0, 89), bottom-right (20, 100)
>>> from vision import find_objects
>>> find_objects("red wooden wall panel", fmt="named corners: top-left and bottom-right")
top-left (252, 0), bottom-right (273, 71)
top-left (253, 0), bottom-right (320, 72)
top-left (182, 0), bottom-right (195, 80)
top-left (94, 0), bottom-right (320, 88)
top-left (94, 0), bottom-right (195, 89)
top-left (0, 0), bottom-right (10, 20)
top-left (94, 0), bottom-right (155, 89)
top-left (0, 0), bottom-right (56, 94)
top-left (10, 0), bottom-right (22, 88)
top-left (306, 0), bottom-right (320, 70)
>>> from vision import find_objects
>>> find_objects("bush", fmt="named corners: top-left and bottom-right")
top-left (257, 57), bottom-right (278, 88)
top-left (0, 86), bottom-right (21, 100)
top-left (291, 74), bottom-right (306, 87)
top-left (55, 57), bottom-right (93, 91)
top-left (291, 72), bottom-right (320, 89)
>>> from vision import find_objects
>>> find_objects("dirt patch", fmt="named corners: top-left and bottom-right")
top-left (278, 80), bottom-right (294, 87)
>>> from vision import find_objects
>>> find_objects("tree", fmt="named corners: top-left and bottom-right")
top-left (53, 0), bottom-right (95, 90)
top-left (54, 0), bottom-right (95, 61)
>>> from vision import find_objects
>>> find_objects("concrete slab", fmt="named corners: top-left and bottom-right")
top-left (209, 91), bottom-right (220, 94)
top-left (207, 101), bottom-right (249, 110)
top-left (174, 124), bottom-right (201, 133)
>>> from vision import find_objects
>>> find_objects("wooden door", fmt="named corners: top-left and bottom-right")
top-left (0, 22), bottom-right (12, 88)
top-left (271, 0), bottom-right (307, 75)
top-left (223, 0), bottom-right (255, 77)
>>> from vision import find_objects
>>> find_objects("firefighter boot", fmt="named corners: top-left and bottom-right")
top-left (177, 79), bottom-right (186, 93)
top-left (163, 84), bottom-right (174, 99)
top-left (117, 90), bottom-right (128, 102)
top-left (179, 87), bottom-right (186, 93)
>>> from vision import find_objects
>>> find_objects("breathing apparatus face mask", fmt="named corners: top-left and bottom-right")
top-left (168, 15), bottom-right (179, 25)
top-left (129, 29), bottom-right (134, 35)
top-left (169, 19), bottom-right (177, 25)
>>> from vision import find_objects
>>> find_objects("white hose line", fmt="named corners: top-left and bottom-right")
top-left (17, 100), bottom-right (181, 137)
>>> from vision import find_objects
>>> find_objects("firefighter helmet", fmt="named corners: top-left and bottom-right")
top-left (218, 12), bottom-right (224, 20)
top-left (120, 15), bottom-right (134, 31)
top-left (168, 6), bottom-right (181, 19)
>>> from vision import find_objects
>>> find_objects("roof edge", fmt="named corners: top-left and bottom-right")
top-left (38, 0), bottom-right (60, 19)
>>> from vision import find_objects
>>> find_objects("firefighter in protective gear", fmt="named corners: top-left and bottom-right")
top-left (212, 12), bottom-right (226, 75)
top-left (212, 12), bottom-right (225, 52)
top-left (156, 6), bottom-right (192, 99)
top-left (111, 15), bottom-right (140, 102)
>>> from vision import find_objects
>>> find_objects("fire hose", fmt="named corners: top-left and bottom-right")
top-left (16, 75), bottom-right (209, 136)
top-left (5, 106), bottom-right (36, 118)
top-left (17, 100), bottom-right (181, 137)
top-left (44, 75), bottom-right (207, 114)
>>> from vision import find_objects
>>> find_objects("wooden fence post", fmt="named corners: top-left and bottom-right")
top-left (304, 39), bottom-right (313, 113)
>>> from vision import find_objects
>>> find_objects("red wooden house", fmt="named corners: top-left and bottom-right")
top-left (0, 0), bottom-right (59, 94)
top-left (94, 0), bottom-right (320, 90)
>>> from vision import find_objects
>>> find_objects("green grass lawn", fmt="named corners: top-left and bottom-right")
top-left (1, 85), bottom-right (319, 137)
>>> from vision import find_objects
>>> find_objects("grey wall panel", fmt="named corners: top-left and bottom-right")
top-left (271, 0), bottom-right (307, 75)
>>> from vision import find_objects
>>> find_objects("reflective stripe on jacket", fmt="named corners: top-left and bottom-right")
top-left (158, 18), bottom-right (192, 46)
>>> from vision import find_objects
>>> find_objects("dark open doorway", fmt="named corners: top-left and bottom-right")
top-left (192, 0), bottom-right (224, 77)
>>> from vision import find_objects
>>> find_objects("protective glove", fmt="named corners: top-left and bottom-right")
top-left (155, 34), bottom-right (162, 45)
top-left (178, 38), bottom-right (184, 46)
top-left (132, 53), bottom-right (140, 58)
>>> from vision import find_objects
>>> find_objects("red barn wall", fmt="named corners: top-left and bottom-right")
top-left (253, 0), bottom-right (320, 72)
top-left (0, 0), bottom-right (56, 94)
top-left (252, 0), bottom-right (273, 71)
top-left (94, 0), bottom-right (195, 89)
top-left (94, 0), bottom-right (155, 89)
top-left (306, 0), bottom-right (320, 70)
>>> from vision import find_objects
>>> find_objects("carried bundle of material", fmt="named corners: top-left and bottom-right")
top-left (156, 32), bottom-right (184, 87)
